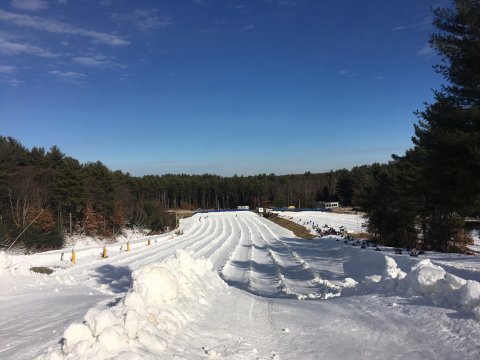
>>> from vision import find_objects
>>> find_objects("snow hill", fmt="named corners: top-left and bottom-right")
top-left (273, 210), bottom-right (366, 234)
top-left (1, 211), bottom-right (480, 359)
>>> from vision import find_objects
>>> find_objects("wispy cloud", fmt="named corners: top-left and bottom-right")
top-left (111, 9), bottom-right (173, 31)
top-left (73, 56), bottom-right (109, 67)
top-left (0, 64), bottom-right (16, 73)
top-left (0, 9), bottom-right (129, 46)
top-left (240, 24), bottom-right (255, 31)
top-left (72, 55), bottom-right (123, 69)
top-left (1, 78), bottom-right (24, 86)
top-left (338, 69), bottom-right (356, 78)
top-left (267, 0), bottom-right (298, 7)
top-left (392, 25), bottom-right (406, 31)
top-left (417, 43), bottom-right (435, 57)
top-left (48, 70), bottom-right (86, 82)
top-left (10, 0), bottom-right (48, 12)
top-left (0, 36), bottom-right (57, 57)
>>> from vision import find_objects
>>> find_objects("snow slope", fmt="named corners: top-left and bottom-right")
top-left (273, 210), bottom-right (367, 235)
top-left (1, 212), bottom-right (480, 359)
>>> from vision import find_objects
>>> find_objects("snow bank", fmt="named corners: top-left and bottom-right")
top-left (469, 229), bottom-right (480, 253)
top-left (38, 250), bottom-right (226, 359)
top-left (359, 255), bottom-right (480, 320)
top-left (0, 251), bottom-right (32, 276)
top-left (63, 229), bottom-right (150, 249)
top-left (343, 251), bottom-right (396, 280)
top-left (404, 260), bottom-right (480, 318)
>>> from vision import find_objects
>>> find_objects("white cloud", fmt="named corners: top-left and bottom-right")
top-left (48, 70), bottom-right (86, 80)
top-left (1, 78), bottom-right (24, 86)
top-left (72, 55), bottom-right (112, 68)
top-left (267, 0), bottom-right (297, 7)
top-left (417, 44), bottom-right (435, 57)
top-left (338, 69), bottom-right (355, 78)
top-left (0, 64), bottom-right (16, 73)
top-left (111, 9), bottom-right (173, 31)
top-left (0, 36), bottom-right (57, 57)
top-left (10, 0), bottom-right (48, 12)
top-left (241, 24), bottom-right (255, 31)
top-left (392, 25), bottom-right (406, 31)
top-left (0, 9), bottom-right (129, 46)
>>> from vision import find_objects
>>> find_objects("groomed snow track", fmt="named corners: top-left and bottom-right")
top-left (2, 211), bottom-right (480, 360)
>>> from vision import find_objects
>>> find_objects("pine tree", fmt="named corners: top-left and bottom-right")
top-left (395, 0), bottom-right (480, 251)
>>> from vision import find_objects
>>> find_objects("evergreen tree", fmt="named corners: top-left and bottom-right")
top-left (391, 0), bottom-right (480, 251)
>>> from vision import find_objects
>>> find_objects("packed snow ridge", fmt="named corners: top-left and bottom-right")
top-left (350, 253), bottom-right (480, 320)
top-left (2, 211), bottom-right (480, 359)
top-left (38, 250), bottom-right (225, 360)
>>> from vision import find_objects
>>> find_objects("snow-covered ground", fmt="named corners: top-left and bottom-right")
top-left (470, 229), bottom-right (480, 253)
top-left (1, 211), bottom-right (480, 359)
top-left (62, 228), bottom-right (152, 250)
top-left (273, 210), bottom-right (367, 235)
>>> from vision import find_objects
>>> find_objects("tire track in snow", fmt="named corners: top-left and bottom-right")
top-left (219, 216), bottom-right (253, 289)
top-left (240, 214), bottom-right (283, 297)
top-left (200, 216), bottom-right (241, 270)
top-left (54, 215), bottom-right (213, 290)
top-left (251, 215), bottom-right (341, 299)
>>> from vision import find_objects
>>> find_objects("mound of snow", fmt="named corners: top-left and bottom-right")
top-left (343, 251), bottom-right (398, 281)
top-left (38, 250), bottom-right (226, 359)
top-left (359, 255), bottom-right (480, 320)
top-left (383, 256), bottom-right (406, 280)
top-left (0, 251), bottom-right (8, 275)
top-left (407, 260), bottom-right (447, 295)
top-left (0, 251), bottom-right (32, 276)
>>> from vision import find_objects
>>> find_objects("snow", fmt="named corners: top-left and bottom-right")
top-left (38, 250), bottom-right (222, 359)
top-left (63, 228), bottom-right (151, 249)
top-left (0, 251), bottom-right (32, 276)
top-left (273, 210), bottom-right (366, 235)
top-left (470, 228), bottom-right (480, 253)
top-left (1, 211), bottom-right (480, 359)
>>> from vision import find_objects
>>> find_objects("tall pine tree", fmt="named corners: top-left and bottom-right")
top-left (397, 0), bottom-right (480, 251)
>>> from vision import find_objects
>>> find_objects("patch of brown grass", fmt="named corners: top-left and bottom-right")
top-left (266, 214), bottom-right (316, 239)
top-left (30, 266), bottom-right (54, 274)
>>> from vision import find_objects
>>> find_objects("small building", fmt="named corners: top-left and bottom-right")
top-left (237, 205), bottom-right (249, 210)
top-left (319, 201), bottom-right (339, 209)
top-left (325, 202), bottom-right (339, 209)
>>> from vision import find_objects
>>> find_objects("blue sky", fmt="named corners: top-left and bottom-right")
top-left (0, 0), bottom-right (447, 176)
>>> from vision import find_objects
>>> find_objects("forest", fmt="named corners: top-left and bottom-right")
top-left (0, 135), bottom-right (378, 250)
top-left (1, 0), bottom-right (479, 253)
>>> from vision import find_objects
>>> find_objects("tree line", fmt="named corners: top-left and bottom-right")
top-left (0, 136), bottom-right (379, 250)
top-left (1, 0), bottom-right (478, 253)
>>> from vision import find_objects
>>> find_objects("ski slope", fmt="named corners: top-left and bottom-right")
top-left (1, 211), bottom-right (480, 359)
top-left (273, 210), bottom-right (367, 234)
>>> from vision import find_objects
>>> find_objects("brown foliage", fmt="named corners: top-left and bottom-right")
top-left (26, 208), bottom-right (56, 232)
top-left (82, 204), bottom-right (100, 236)
top-left (112, 203), bottom-right (125, 227)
